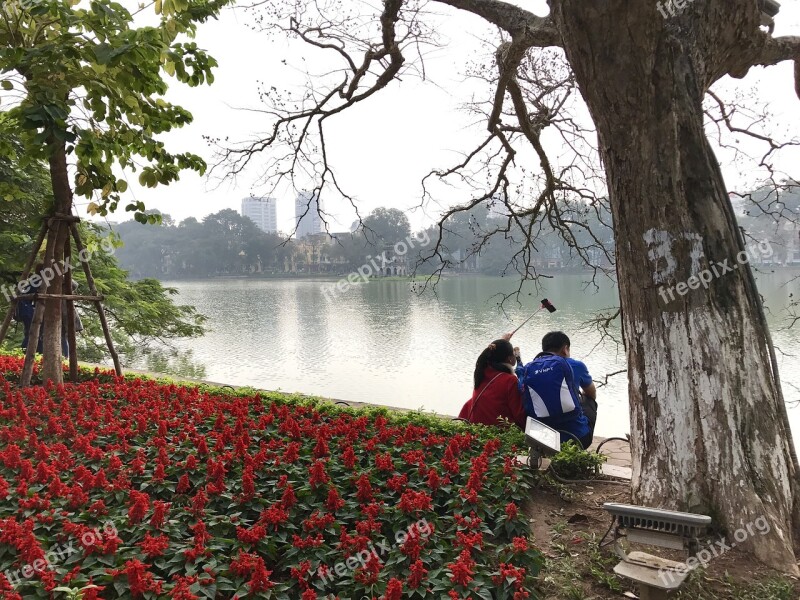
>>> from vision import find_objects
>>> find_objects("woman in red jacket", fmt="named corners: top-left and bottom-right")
top-left (458, 337), bottom-right (527, 429)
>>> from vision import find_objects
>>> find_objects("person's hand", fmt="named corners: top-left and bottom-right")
top-left (501, 332), bottom-right (513, 341)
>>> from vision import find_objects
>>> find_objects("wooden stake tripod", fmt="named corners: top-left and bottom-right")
top-left (0, 212), bottom-right (122, 384)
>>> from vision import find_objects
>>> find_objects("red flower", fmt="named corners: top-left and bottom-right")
top-left (139, 533), bottom-right (170, 558)
top-left (493, 562), bottom-right (528, 589)
top-left (325, 486), bottom-right (345, 512)
top-left (354, 552), bottom-right (382, 586)
top-left (398, 489), bottom-right (432, 514)
top-left (150, 501), bottom-right (171, 529)
top-left (229, 551), bottom-right (274, 593)
top-left (237, 524), bottom-right (266, 544)
top-left (313, 436), bottom-right (329, 458)
top-left (505, 502), bottom-right (519, 519)
top-left (356, 474), bottom-right (373, 503)
top-left (0, 572), bottom-right (23, 600)
top-left (109, 559), bottom-right (163, 597)
top-left (176, 474), bottom-right (191, 494)
top-left (407, 559), bottom-right (428, 589)
top-left (342, 445), bottom-right (356, 469)
top-left (292, 533), bottom-right (324, 548)
top-left (281, 483), bottom-right (297, 508)
top-left (456, 530), bottom-right (483, 550)
top-left (401, 533), bottom-right (423, 560)
top-left (241, 466), bottom-right (255, 500)
top-left (375, 453), bottom-right (394, 471)
top-left (170, 575), bottom-right (199, 600)
top-left (184, 521), bottom-right (212, 562)
top-left (447, 549), bottom-right (476, 586)
top-left (290, 560), bottom-right (313, 590)
top-left (81, 583), bottom-right (105, 600)
top-left (308, 460), bottom-right (329, 488)
top-left (260, 503), bottom-right (289, 530)
top-left (512, 536), bottom-right (529, 552)
top-left (387, 473), bottom-right (408, 492)
top-left (426, 468), bottom-right (441, 491)
top-left (383, 577), bottom-right (403, 600)
top-left (190, 488), bottom-right (208, 516)
top-left (283, 442), bottom-right (300, 463)
top-left (88, 499), bottom-right (108, 515)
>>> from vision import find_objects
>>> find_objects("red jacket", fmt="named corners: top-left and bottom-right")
top-left (459, 366), bottom-right (527, 429)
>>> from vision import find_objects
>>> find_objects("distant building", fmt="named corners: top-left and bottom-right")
top-left (241, 197), bottom-right (278, 233)
top-left (295, 191), bottom-right (324, 238)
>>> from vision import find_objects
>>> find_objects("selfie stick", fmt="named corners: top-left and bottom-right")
top-left (509, 298), bottom-right (557, 338)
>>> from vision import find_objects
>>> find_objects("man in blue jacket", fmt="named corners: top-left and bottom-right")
top-left (516, 331), bottom-right (598, 449)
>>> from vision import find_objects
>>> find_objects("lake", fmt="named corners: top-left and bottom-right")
top-left (148, 274), bottom-right (800, 440)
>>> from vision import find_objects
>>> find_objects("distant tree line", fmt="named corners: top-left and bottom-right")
top-left (113, 204), bottom-right (616, 279)
top-left (113, 183), bottom-right (798, 280)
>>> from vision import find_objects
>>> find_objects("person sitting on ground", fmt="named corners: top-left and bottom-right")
top-left (516, 331), bottom-right (598, 449)
top-left (459, 337), bottom-right (527, 429)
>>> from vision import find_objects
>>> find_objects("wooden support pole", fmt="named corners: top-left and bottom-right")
top-left (65, 236), bottom-right (78, 382)
top-left (0, 221), bottom-right (48, 346)
top-left (21, 221), bottom-right (61, 386)
top-left (51, 213), bottom-right (81, 223)
top-left (69, 223), bottom-right (122, 376)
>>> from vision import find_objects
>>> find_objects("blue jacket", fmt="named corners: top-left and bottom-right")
top-left (517, 352), bottom-right (589, 442)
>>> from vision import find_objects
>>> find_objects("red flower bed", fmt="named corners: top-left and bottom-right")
top-left (0, 355), bottom-right (541, 599)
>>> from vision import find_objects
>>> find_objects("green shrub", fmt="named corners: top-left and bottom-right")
top-left (550, 441), bottom-right (606, 478)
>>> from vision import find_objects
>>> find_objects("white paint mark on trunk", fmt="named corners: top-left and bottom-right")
top-left (643, 229), bottom-right (677, 284)
top-left (683, 232), bottom-right (704, 276)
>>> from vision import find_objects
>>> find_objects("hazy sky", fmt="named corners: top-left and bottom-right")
top-left (78, 0), bottom-right (800, 233)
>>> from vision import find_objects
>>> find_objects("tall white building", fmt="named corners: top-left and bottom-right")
top-left (295, 191), bottom-right (324, 238)
top-left (241, 197), bottom-right (278, 233)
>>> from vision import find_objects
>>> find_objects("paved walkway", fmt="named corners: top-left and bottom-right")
top-left (591, 436), bottom-right (632, 480)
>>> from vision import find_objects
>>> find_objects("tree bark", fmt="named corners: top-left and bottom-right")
top-left (40, 139), bottom-right (74, 385)
top-left (554, 0), bottom-right (798, 572)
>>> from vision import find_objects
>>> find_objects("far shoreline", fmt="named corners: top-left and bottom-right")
top-left (128, 265), bottom-right (800, 284)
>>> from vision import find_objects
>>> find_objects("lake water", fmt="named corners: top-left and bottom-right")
top-left (149, 274), bottom-right (800, 440)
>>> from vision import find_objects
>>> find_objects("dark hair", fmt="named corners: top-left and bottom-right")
top-left (542, 331), bottom-right (570, 353)
top-left (474, 339), bottom-right (515, 389)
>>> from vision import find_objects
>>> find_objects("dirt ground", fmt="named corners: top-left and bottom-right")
top-left (524, 478), bottom-right (800, 600)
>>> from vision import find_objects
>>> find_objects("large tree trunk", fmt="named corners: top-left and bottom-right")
top-left (40, 139), bottom-right (74, 385)
top-left (555, 0), bottom-right (798, 571)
